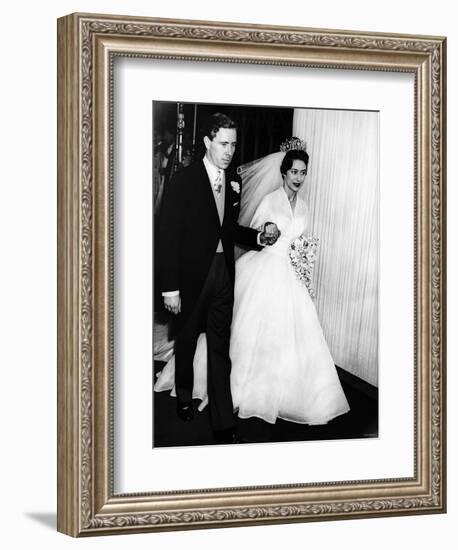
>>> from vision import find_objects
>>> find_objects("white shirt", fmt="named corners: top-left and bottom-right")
top-left (203, 156), bottom-right (225, 251)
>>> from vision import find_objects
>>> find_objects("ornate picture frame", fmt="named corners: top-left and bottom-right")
top-left (57, 12), bottom-right (446, 536)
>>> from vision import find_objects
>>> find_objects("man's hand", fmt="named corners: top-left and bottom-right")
top-left (260, 222), bottom-right (280, 246)
top-left (164, 294), bottom-right (181, 315)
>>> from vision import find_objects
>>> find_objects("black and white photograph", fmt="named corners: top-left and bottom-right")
top-left (152, 101), bottom-right (379, 448)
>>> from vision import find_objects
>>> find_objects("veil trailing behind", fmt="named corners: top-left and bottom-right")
top-left (154, 146), bottom-right (350, 425)
top-left (237, 151), bottom-right (285, 228)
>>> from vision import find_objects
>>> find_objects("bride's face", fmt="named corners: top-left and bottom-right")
top-left (283, 159), bottom-right (307, 194)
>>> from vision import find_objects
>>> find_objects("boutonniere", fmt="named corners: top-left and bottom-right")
top-left (230, 181), bottom-right (240, 194)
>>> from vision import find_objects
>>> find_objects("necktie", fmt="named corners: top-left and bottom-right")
top-left (214, 170), bottom-right (223, 195)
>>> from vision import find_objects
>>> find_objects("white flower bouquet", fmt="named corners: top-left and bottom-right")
top-left (288, 235), bottom-right (319, 298)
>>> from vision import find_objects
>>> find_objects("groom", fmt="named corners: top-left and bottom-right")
top-left (159, 113), bottom-right (279, 443)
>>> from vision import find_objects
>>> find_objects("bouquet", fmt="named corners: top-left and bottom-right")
top-left (288, 235), bottom-right (319, 298)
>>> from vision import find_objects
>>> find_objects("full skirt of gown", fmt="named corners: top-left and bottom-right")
top-left (228, 239), bottom-right (350, 424)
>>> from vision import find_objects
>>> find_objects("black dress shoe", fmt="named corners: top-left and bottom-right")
top-left (214, 429), bottom-right (247, 444)
top-left (176, 401), bottom-right (194, 421)
top-left (230, 432), bottom-right (248, 444)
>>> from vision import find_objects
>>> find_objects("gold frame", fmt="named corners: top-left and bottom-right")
top-left (57, 12), bottom-right (446, 536)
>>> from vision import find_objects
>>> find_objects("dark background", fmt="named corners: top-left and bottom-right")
top-left (153, 101), bottom-right (294, 167)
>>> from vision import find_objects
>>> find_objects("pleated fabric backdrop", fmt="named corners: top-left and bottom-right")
top-left (293, 109), bottom-right (379, 386)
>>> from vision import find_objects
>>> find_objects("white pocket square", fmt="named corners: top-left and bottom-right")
top-left (233, 201), bottom-right (240, 206)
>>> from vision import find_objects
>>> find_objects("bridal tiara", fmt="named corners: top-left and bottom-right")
top-left (279, 137), bottom-right (308, 153)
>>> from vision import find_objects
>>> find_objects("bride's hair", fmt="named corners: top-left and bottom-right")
top-left (280, 149), bottom-right (309, 176)
top-left (236, 140), bottom-right (310, 238)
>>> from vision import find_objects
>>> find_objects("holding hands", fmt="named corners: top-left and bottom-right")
top-left (260, 221), bottom-right (280, 246)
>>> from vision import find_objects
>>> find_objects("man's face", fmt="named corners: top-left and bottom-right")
top-left (204, 128), bottom-right (237, 170)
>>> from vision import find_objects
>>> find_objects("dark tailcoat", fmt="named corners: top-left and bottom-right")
top-left (159, 160), bottom-right (259, 328)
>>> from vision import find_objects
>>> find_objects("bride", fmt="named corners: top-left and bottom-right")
top-left (155, 140), bottom-right (350, 425)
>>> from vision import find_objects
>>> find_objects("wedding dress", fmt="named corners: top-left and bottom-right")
top-left (154, 152), bottom-right (350, 425)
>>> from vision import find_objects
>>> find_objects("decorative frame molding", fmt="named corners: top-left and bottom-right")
top-left (57, 13), bottom-right (446, 536)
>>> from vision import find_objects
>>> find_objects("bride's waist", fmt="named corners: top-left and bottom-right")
top-left (263, 235), bottom-right (295, 254)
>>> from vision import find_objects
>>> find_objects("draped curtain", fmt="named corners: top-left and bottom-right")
top-left (293, 109), bottom-right (379, 386)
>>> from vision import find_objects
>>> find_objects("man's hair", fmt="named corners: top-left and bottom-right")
top-left (203, 112), bottom-right (237, 140)
top-left (280, 149), bottom-right (309, 176)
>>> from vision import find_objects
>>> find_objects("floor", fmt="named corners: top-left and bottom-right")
top-left (153, 363), bottom-right (378, 448)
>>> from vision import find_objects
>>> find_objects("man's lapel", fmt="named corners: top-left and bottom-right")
top-left (222, 176), bottom-right (230, 226)
top-left (223, 171), bottom-right (238, 226)
top-left (197, 160), bottom-right (220, 227)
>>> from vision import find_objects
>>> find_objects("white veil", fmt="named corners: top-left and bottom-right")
top-left (236, 151), bottom-right (286, 229)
